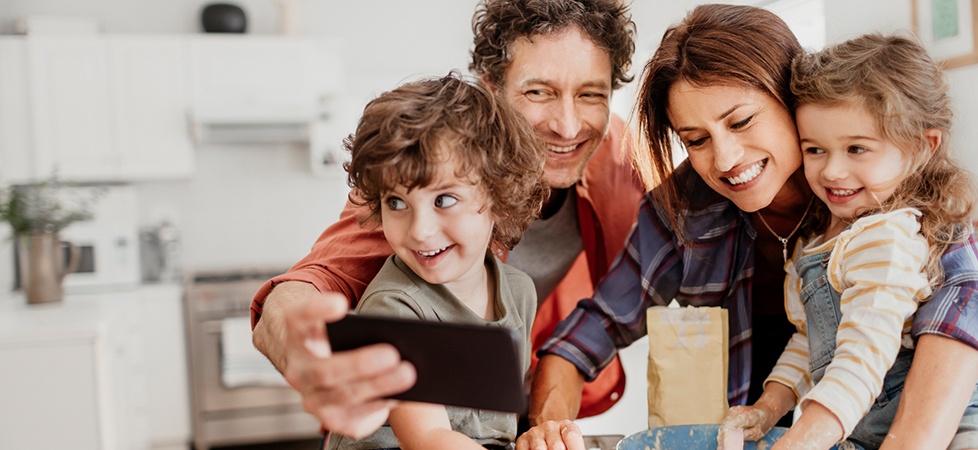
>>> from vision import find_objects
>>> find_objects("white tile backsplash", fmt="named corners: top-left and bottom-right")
top-left (134, 143), bottom-right (349, 273)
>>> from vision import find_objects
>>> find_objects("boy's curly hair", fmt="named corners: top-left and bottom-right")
top-left (344, 72), bottom-right (549, 250)
top-left (470, 0), bottom-right (635, 90)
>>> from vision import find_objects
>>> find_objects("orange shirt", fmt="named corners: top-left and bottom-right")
top-left (250, 114), bottom-right (645, 418)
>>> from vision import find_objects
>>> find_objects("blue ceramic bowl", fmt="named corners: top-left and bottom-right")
top-left (616, 424), bottom-right (841, 450)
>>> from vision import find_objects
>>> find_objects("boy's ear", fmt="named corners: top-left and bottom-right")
top-left (923, 128), bottom-right (942, 153)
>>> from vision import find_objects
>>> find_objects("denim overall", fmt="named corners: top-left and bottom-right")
top-left (796, 248), bottom-right (915, 450)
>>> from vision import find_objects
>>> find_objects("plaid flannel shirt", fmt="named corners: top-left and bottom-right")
top-left (540, 162), bottom-right (978, 407)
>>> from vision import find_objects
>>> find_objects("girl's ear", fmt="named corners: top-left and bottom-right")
top-left (923, 128), bottom-right (942, 154)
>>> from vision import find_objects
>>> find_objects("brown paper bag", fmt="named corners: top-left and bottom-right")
top-left (646, 305), bottom-right (729, 428)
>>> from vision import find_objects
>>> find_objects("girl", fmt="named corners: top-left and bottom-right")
top-left (725, 33), bottom-right (978, 450)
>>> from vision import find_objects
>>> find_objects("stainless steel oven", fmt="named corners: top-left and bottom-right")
top-left (184, 269), bottom-right (320, 450)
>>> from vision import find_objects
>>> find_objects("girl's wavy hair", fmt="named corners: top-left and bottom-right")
top-left (635, 4), bottom-right (803, 239)
top-left (470, 0), bottom-right (635, 90)
top-left (791, 33), bottom-right (978, 285)
top-left (344, 72), bottom-right (549, 250)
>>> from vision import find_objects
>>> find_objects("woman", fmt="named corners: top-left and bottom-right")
top-left (517, 5), bottom-right (978, 450)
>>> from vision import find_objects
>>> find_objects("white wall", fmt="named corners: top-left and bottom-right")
top-left (1, 0), bottom-right (976, 272)
top-left (823, 0), bottom-right (978, 177)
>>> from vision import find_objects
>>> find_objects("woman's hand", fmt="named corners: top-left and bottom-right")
top-left (880, 334), bottom-right (978, 449)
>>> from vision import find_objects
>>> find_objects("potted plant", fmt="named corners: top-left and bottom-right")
top-left (0, 176), bottom-right (104, 304)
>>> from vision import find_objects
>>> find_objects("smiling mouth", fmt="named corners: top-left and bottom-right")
top-left (417, 245), bottom-right (450, 257)
top-left (547, 143), bottom-right (579, 154)
top-left (723, 160), bottom-right (766, 185)
top-left (828, 188), bottom-right (860, 196)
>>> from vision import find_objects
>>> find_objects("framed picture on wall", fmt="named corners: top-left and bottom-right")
top-left (913, 0), bottom-right (978, 68)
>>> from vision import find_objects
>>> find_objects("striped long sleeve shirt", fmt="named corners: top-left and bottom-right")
top-left (767, 208), bottom-right (930, 438)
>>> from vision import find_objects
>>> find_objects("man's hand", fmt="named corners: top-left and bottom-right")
top-left (253, 281), bottom-right (416, 438)
top-left (515, 420), bottom-right (586, 450)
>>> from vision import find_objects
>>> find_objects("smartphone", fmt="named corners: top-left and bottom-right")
top-left (326, 314), bottom-right (527, 413)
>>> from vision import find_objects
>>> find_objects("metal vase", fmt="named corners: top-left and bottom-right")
top-left (18, 232), bottom-right (79, 304)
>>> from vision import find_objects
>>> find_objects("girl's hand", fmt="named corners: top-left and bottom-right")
top-left (717, 425), bottom-right (745, 450)
top-left (720, 405), bottom-right (774, 442)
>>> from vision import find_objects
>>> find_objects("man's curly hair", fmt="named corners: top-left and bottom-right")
top-left (470, 0), bottom-right (636, 90)
top-left (344, 72), bottom-right (549, 250)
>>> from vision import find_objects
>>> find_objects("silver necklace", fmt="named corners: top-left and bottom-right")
top-left (755, 195), bottom-right (816, 262)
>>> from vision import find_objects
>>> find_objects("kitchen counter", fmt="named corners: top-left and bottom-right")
top-left (0, 285), bottom-right (170, 341)
top-left (0, 283), bottom-right (191, 450)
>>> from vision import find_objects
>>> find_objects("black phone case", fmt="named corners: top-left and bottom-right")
top-left (326, 314), bottom-right (527, 413)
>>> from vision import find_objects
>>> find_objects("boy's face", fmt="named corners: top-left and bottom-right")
top-left (380, 155), bottom-right (494, 297)
top-left (497, 26), bottom-right (613, 189)
top-left (797, 101), bottom-right (908, 234)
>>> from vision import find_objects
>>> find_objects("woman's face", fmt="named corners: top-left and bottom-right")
top-left (667, 81), bottom-right (802, 212)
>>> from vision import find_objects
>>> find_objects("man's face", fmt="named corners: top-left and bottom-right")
top-left (497, 26), bottom-right (613, 189)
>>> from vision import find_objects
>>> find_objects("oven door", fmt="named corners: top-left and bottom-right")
top-left (197, 318), bottom-right (307, 411)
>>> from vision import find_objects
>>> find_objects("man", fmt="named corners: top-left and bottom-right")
top-left (250, 0), bottom-right (644, 440)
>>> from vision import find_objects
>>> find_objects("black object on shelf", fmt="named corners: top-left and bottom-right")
top-left (201, 3), bottom-right (247, 33)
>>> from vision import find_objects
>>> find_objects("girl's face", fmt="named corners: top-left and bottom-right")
top-left (380, 156), bottom-right (494, 297)
top-left (796, 101), bottom-right (909, 235)
top-left (667, 81), bottom-right (803, 212)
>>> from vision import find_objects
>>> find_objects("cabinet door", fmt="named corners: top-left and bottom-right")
top-left (137, 285), bottom-right (192, 447)
top-left (0, 38), bottom-right (33, 184)
top-left (27, 37), bottom-right (117, 181)
top-left (0, 337), bottom-right (102, 449)
top-left (109, 37), bottom-right (194, 181)
top-left (189, 36), bottom-right (319, 120)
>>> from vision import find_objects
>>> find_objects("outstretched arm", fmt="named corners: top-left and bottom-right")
top-left (880, 334), bottom-right (978, 449)
top-left (253, 281), bottom-right (416, 438)
top-left (516, 355), bottom-right (587, 450)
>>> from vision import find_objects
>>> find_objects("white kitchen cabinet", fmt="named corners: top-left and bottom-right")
top-left (0, 332), bottom-right (103, 449)
top-left (27, 37), bottom-right (116, 181)
top-left (0, 39), bottom-right (37, 184)
top-left (137, 284), bottom-right (192, 450)
top-left (187, 35), bottom-right (347, 178)
top-left (0, 36), bottom-right (194, 183)
top-left (189, 35), bottom-right (321, 118)
top-left (0, 34), bottom-right (345, 184)
top-left (109, 37), bottom-right (194, 181)
top-left (0, 284), bottom-right (190, 450)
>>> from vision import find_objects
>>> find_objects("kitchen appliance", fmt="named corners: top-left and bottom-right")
top-left (184, 268), bottom-right (320, 450)
top-left (139, 220), bottom-right (182, 283)
top-left (59, 186), bottom-right (141, 292)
